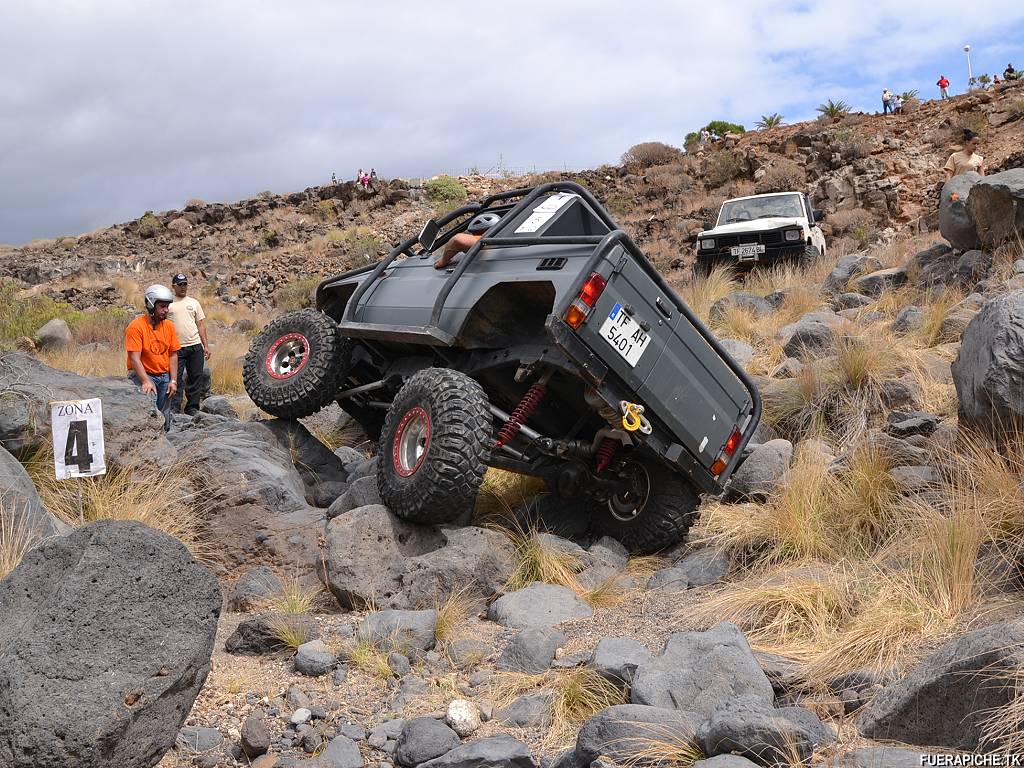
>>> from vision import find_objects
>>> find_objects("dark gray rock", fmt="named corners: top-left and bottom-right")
top-left (671, 547), bottom-right (730, 587)
top-left (417, 735), bottom-right (537, 768)
top-left (369, 719), bottom-right (405, 748)
top-left (826, 746), bottom-right (934, 767)
top-left (823, 254), bottom-right (882, 294)
top-left (778, 311), bottom-right (840, 359)
top-left (358, 609), bottom-right (438, 652)
top-left (850, 266), bottom-right (907, 297)
top-left (326, 505), bottom-right (514, 610)
top-left (33, 318), bottom-right (72, 350)
top-left (725, 439), bottom-right (792, 501)
top-left (953, 290), bottom-right (1024, 434)
top-left (499, 691), bottom-right (554, 727)
top-left (0, 445), bottom-right (68, 540)
top-left (320, 735), bottom-right (365, 768)
top-left (957, 249), bottom-right (993, 286)
top-left (696, 695), bottom-right (834, 766)
top-left (260, 418), bottom-right (349, 508)
top-left (884, 410), bottom-right (939, 438)
top-left (0, 520), bottom-right (220, 768)
top-left (326, 475), bottom-right (381, 519)
top-left (631, 622), bottom-right (774, 718)
top-left (240, 712), bottom-right (271, 758)
top-left (225, 613), bottom-right (319, 655)
top-left (388, 652), bottom-right (412, 677)
top-left (693, 757), bottom-right (761, 768)
top-left (710, 292), bottom-right (774, 322)
top-left (177, 726), bottom-right (223, 753)
top-left (392, 675), bottom-right (429, 711)
top-left (488, 582), bottom-right (593, 628)
top-left (394, 717), bottom-right (460, 767)
top-left (228, 565), bottom-right (283, 612)
top-left (647, 566), bottom-right (689, 592)
top-left (891, 306), bottom-right (924, 334)
top-left (448, 638), bottom-right (492, 669)
top-left (856, 618), bottom-right (1024, 749)
top-left (497, 627), bottom-right (566, 673)
top-left (910, 242), bottom-right (959, 289)
top-left (589, 637), bottom-right (653, 686)
top-left (835, 292), bottom-right (875, 310)
top-left (295, 639), bottom-right (336, 676)
top-left (940, 172), bottom-right (982, 251)
top-left (890, 465), bottom-right (936, 492)
top-left (563, 705), bottom-right (702, 768)
top-left (754, 651), bottom-right (803, 696)
top-left (0, 351), bottom-right (174, 467)
top-left (587, 536), bottom-right (629, 569)
top-left (966, 168), bottom-right (1024, 250)
top-left (199, 395), bottom-right (239, 419)
top-left (336, 722), bottom-right (366, 741)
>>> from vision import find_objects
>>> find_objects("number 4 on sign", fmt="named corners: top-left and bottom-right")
top-left (50, 398), bottom-right (106, 479)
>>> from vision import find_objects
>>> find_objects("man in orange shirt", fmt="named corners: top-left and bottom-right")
top-left (125, 284), bottom-right (181, 431)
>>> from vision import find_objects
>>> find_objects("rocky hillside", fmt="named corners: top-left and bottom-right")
top-left (3, 79), bottom-right (1022, 312)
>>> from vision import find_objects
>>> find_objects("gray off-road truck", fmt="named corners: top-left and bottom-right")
top-left (242, 182), bottom-right (760, 552)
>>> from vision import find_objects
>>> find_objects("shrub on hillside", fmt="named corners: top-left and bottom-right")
top-left (258, 228), bottom-right (280, 248)
top-left (425, 176), bottom-right (468, 203)
top-left (275, 276), bottom-right (320, 311)
top-left (645, 162), bottom-right (693, 193)
top-left (755, 159), bottom-right (806, 194)
top-left (621, 142), bottom-right (684, 170)
top-left (703, 150), bottom-right (744, 188)
top-left (184, 198), bottom-right (205, 209)
top-left (827, 208), bottom-right (876, 236)
top-left (137, 213), bottom-right (162, 239)
top-left (326, 226), bottom-right (381, 258)
top-left (315, 200), bottom-right (337, 220)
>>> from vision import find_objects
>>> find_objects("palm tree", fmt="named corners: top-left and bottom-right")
top-left (977, 74), bottom-right (992, 87)
top-left (817, 100), bottom-right (852, 119)
top-left (756, 113), bottom-right (784, 129)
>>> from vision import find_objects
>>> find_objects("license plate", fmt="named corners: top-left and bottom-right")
top-left (731, 243), bottom-right (765, 261)
top-left (599, 303), bottom-right (652, 367)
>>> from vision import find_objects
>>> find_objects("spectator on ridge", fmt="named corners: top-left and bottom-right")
top-left (167, 273), bottom-right (209, 416)
top-left (994, 74), bottom-right (1003, 86)
top-left (944, 129), bottom-right (986, 181)
top-left (892, 93), bottom-right (904, 114)
top-left (356, 168), bottom-right (363, 184)
top-left (370, 168), bottom-right (377, 180)
top-left (1005, 63), bottom-right (1017, 81)
top-left (882, 89), bottom-right (893, 115)
top-left (937, 74), bottom-right (950, 99)
top-left (125, 284), bottom-right (180, 432)
top-left (331, 172), bottom-right (337, 184)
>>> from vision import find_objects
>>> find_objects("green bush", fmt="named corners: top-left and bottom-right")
top-left (755, 158), bottom-right (806, 194)
top-left (315, 200), bottom-right (337, 220)
top-left (325, 226), bottom-right (381, 257)
top-left (275, 276), bottom-right (320, 311)
top-left (259, 228), bottom-right (280, 248)
top-left (425, 176), bottom-right (468, 203)
top-left (137, 213), bottom-right (162, 239)
top-left (621, 142), bottom-right (684, 169)
top-left (0, 280), bottom-right (130, 349)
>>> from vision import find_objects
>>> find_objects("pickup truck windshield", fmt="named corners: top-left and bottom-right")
top-left (719, 194), bottom-right (803, 224)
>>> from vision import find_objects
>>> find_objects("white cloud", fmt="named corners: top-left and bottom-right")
top-left (1, 0), bottom-right (1022, 243)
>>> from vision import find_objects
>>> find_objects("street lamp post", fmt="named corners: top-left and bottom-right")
top-left (964, 44), bottom-right (974, 89)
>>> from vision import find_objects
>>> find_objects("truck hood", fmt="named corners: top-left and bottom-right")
top-left (701, 217), bottom-right (804, 237)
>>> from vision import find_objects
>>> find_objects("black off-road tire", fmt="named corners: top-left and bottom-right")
top-left (243, 309), bottom-right (348, 419)
top-left (377, 368), bottom-right (492, 524)
top-left (594, 456), bottom-right (700, 554)
top-left (800, 244), bottom-right (822, 270)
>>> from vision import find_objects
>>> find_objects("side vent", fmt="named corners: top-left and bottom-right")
top-left (537, 257), bottom-right (567, 271)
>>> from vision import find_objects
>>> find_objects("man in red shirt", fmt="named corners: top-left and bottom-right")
top-left (937, 75), bottom-right (950, 99)
top-left (124, 284), bottom-right (181, 431)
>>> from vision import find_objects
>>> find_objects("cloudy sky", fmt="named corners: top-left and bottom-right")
top-left (2, 1), bottom-right (1023, 245)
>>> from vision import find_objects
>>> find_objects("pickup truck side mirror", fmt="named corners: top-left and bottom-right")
top-left (813, 209), bottom-right (826, 222)
top-left (418, 219), bottom-right (440, 251)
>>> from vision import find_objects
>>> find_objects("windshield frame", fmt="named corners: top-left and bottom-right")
top-left (716, 194), bottom-right (805, 227)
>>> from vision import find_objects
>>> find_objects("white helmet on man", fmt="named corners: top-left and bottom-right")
top-left (144, 284), bottom-right (174, 312)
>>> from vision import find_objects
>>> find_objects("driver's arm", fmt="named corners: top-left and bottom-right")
top-left (433, 233), bottom-right (482, 269)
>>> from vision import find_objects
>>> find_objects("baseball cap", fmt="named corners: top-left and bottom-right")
top-left (172, 273), bottom-right (188, 284)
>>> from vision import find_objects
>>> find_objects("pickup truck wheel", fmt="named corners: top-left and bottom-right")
top-left (800, 244), bottom-right (822, 269)
top-left (377, 368), bottom-right (492, 524)
top-left (243, 309), bottom-right (349, 419)
top-left (595, 457), bottom-right (699, 554)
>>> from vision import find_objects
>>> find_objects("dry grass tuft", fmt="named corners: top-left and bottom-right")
top-left (434, 586), bottom-right (477, 644)
top-left (474, 468), bottom-right (545, 526)
top-left (616, 725), bottom-right (704, 768)
top-left (980, 666), bottom-right (1024, 754)
top-left (344, 638), bottom-right (394, 680)
top-left (265, 614), bottom-right (314, 652)
top-left (0, 498), bottom-right (39, 580)
top-left (208, 331), bottom-right (249, 395)
top-left (675, 266), bottom-right (737, 322)
top-left (502, 524), bottom-right (583, 592)
top-left (261, 573), bottom-right (325, 615)
top-left (582, 575), bottom-right (626, 609)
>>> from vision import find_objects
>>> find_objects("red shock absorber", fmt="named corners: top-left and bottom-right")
top-left (593, 437), bottom-right (619, 474)
top-left (494, 381), bottom-right (547, 448)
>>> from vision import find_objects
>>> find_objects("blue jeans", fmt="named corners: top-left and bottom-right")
top-left (129, 371), bottom-right (171, 431)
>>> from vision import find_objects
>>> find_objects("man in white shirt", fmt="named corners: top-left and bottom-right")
top-left (167, 273), bottom-right (210, 415)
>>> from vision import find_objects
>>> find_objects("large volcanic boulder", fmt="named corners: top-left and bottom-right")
top-left (966, 169), bottom-right (1024, 250)
top-left (0, 520), bottom-right (221, 768)
top-left (939, 172), bottom-right (982, 251)
top-left (0, 446), bottom-right (68, 541)
top-left (952, 290), bottom-right (1024, 434)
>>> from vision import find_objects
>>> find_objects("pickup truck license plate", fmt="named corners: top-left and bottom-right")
top-left (599, 304), bottom-right (652, 367)
top-left (731, 243), bottom-right (765, 261)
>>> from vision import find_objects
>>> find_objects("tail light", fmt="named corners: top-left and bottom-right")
top-left (564, 273), bottom-right (607, 329)
top-left (710, 426), bottom-right (743, 476)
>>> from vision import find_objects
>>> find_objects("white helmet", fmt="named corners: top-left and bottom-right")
top-left (144, 284), bottom-right (174, 311)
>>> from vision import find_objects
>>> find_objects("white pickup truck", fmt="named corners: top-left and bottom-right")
top-left (694, 192), bottom-right (827, 276)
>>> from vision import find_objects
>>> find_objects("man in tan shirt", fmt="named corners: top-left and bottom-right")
top-left (167, 273), bottom-right (210, 415)
top-left (944, 131), bottom-right (985, 181)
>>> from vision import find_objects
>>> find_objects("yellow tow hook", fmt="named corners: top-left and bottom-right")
top-left (620, 401), bottom-right (652, 434)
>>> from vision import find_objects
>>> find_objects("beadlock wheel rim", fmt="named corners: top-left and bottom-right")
top-left (608, 461), bottom-right (651, 522)
top-left (393, 406), bottom-right (431, 477)
top-left (265, 333), bottom-right (310, 380)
